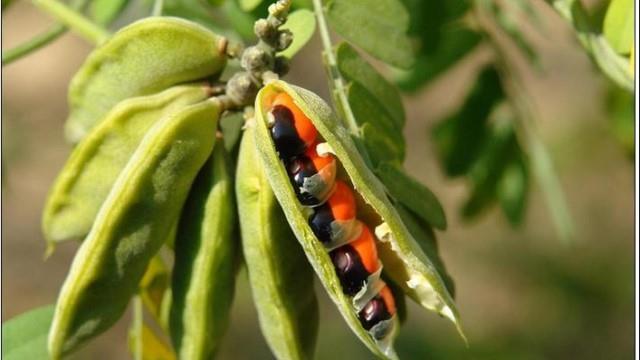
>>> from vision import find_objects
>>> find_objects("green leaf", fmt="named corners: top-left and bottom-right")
top-left (461, 118), bottom-right (527, 225)
top-left (497, 158), bottom-right (528, 225)
top-left (347, 83), bottom-right (405, 160)
top-left (395, 0), bottom-right (478, 91)
top-left (239, 0), bottom-right (262, 11)
top-left (279, 9), bottom-right (317, 58)
top-left (206, 0), bottom-right (226, 6)
top-left (326, 0), bottom-right (415, 69)
top-left (395, 205), bottom-right (455, 297)
top-left (2, 305), bottom-right (55, 360)
top-left (397, 27), bottom-right (480, 91)
top-left (360, 123), bottom-right (403, 167)
top-left (607, 86), bottom-right (634, 157)
top-left (432, 66), bottom-right (503, 177)
top-left (223, 0), bottom-right (258, 40)
top-left (603, 0), bottom-right (633, 54)
top-left (90, 0), bottom-right (129, 26)
top-left (375, 162), bottom-right (447, 230)
top-left (336, 42), bottom-right (405, 126)
top-left (220, 111), bottom-right (245, 153)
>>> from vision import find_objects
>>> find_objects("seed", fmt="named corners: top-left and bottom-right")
top-left (308, 181), bottom-right (357, 244)
top-left (286, 144), bottom-right (336, 206)
top-left (358, 285), bottom-right (396, 339)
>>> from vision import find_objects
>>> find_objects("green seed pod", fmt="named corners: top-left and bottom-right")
top-left (48, 99), bottom-right (221, 359)
top-left (43, 84), bottom-right (210, 250)
top-left (170, 142), bottom-right (239, 360)
top-left (253, 81), bottom-right (465, 358)
top-left (236, 126), bottom-right (319, 360)
top-left (65, 17), bottom-right (227, 143)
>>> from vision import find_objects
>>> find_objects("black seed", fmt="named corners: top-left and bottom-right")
top-left (330, 245), bottom-right (369, 296)
top-left (358, 295), bottom-right (392, 331)
top-left (308, 203), bottom-right (334, 243)
top-left (287, 156), bottom-right (321, 206)
top-left (270, 105), bottom-right (305, 160)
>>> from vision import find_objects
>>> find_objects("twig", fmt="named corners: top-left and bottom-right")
top-left (152, 0), bottom-right (164, 16)
top-left (475, 0), bottom-right (575, 244)
top-left (311, 0), bottom-right (359, 134)
top-left (3, 0), bottom-right (89, 66)
top-left (32, 0), bottom-right (110, 45)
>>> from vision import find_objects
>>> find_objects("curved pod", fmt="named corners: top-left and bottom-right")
top-left (48, 99), bottom-right (221, 359)
top-left (43, 84), bottom-right (211, 247)
top-left (236, 127), bottom-right (319, 360)
top-left (170, 142), bottom-right (239, 360)
top-left (65, 17), bottom-right (227, 142)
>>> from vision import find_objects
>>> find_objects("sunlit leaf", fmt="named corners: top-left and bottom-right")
top-left (279, 9), bottom-right (316, 58)
top-left (128, 324), bottom-right (176, 360)
top-left (375, 162), bottom-right (447, 230)
top-left (2, 305), bottom-right (54, 360)
top-left (326, 0), bottom-right (415, 68)
top-left (139, 256), bottom-right (170, 327)
top-left (603, 0), bottom-right (633, 54)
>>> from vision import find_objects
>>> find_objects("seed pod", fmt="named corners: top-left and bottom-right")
top-left (236, 126), bottom-right (319, 360)
top-left (48, 99), bottom-right (221, 359)
top-left (170, 142), bottom-right (239, 360)
top-left (42, 84), bottom-right (210, 249)
top-left (65, 17), bottom-right (227, 143)
top-left (253, 81), bottom-right (465, 358)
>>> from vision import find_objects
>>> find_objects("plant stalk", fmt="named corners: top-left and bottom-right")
top-left (311, 0), bottom-right (359, 135)
top-left (31, 0), bottom-right (110, 45)
top-left (475, 0), bottom-right (575, 244)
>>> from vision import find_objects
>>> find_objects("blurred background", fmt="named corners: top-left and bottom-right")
top-left (2, 0), bottom-right (635, 359)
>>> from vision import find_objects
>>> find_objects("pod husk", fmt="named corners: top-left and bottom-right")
top-left (253, 81), bottom-right (465, 355)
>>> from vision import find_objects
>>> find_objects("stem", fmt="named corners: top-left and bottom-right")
top-left (475, 1), bottom-right (575, 244)
top-left (152, 0), bottom-right (163, 16)
top-left (311, 0), bottom-right (359, 134)
top-left (3, 0), bottom-right (89, 66)
top-left (132, 296), bottom-right (143, 360)
top-left (2, 24), bottom-right (66, 65)
top-left (32, 0), bottom-right (110, 45)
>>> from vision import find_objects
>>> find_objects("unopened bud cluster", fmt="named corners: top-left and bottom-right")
top-left (226, 0), bottom-right (293, 108)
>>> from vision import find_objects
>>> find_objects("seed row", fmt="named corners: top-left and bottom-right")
top-left (267, 92), bottom-right (397, 341)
